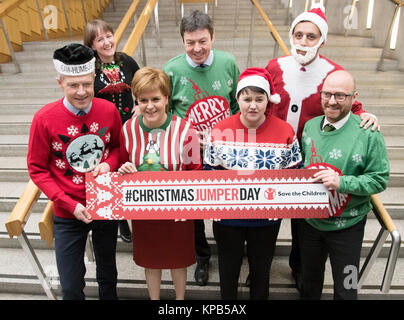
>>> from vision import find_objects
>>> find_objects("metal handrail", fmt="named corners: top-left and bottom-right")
top-left (5, 179), bottom-right (57, 299)
top-left (344, 0), bottom-right (358, 37)
top-left (122, 0), bottom-right (159, 63)
top-left (114, 0), bottom-right (142, 48)
top-left (377, 1), bottom-right (402, 70)
top-left (357, 195), bottom-right (401, 293)
top-left (250, 0), bottom-right (290, 56)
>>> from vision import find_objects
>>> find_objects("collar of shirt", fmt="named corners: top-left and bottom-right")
top-left (185, 50), bottom-right (214, 68)
top-left (322, 112), bottom-right (351, 131)
top-left (63, 97), bottom-right (92, 115)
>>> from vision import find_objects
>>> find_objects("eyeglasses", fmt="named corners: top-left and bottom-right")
top-left (320, 91), bottom-right (356, 102)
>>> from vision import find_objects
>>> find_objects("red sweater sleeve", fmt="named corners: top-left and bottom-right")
top-left (351, 100), bottom-right (366, 115)
top-left (27, 112), bottom-right (77, 214)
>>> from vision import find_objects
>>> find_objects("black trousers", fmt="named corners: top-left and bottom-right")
top-left (298, 217), bottom-right (366, 300)
top-left (213, 221), bottom-right (280, 300)
top-left (195, 220), bottom-right (211, 265)
top-left (289, 219), bottom-right (302, 273)
top-left (53, 216), bottom-right (118, 300)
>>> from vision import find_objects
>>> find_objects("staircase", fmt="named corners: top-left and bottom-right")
top-left (0, 0), bottom-right (403, 300)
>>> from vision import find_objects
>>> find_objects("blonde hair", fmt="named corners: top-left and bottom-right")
top-left (131, 67), bottom-right (171, 99)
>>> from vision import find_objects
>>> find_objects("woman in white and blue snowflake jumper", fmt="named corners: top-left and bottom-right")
top-left (204, 68), bottom-right (302, 299)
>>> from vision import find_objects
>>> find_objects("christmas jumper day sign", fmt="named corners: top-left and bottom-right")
top-left (86, 169), bottom-right (330, 220)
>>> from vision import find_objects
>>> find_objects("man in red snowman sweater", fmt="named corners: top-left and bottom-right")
top-left (27, 44), bottom-right (122, 300)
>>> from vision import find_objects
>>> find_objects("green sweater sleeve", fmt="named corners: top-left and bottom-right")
top-left (338, 131), bottom-right (390, 195)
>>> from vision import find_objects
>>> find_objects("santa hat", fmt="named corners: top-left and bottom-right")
top-left (236, 67), bottom-right (281, 104)
top-left (53, 43), bottom-right (95, 76)
top-left (289, 5), bottom-right (328, 41)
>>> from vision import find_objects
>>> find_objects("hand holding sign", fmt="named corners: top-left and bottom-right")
top-left (118, 162), bottom-right (137, 175)
top-left (312, 168), bottom-right (341, 190)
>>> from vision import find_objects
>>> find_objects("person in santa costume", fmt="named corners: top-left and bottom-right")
top-left (27, 44), bottom-right (122, 300)
top-left (265, 5), bottom-right (380, 293)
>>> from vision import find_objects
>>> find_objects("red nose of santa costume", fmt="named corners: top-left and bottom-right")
top-left (236, 67), bottom-right (281, 105)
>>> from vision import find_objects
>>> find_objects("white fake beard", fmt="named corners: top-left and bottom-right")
top-left (290, 38), bottom-right (323, 65)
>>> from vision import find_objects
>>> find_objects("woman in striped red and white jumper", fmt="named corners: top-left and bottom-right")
top-left (118, 67), bottom-right (201, 300)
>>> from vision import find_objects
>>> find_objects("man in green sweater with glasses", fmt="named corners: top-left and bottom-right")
top-left (300, 70), bottom-right (390, 300)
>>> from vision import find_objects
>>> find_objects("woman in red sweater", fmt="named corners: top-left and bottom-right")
top-left (204, 68), bottom-right (302, 299)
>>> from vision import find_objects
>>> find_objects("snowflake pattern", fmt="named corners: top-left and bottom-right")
top-left (180, 96), bottom-right (189, 106)
top-left (206, 145), bottom-right (216, 165)
top-left (226, 148), bottom-right (249, 168)
top-left (329, 148), bottom-right (342, 159)
top-left (180, 76), bottom-right (188, 85)
top-left (352, 154), bottom-right (362, 163)
top-left (55, 159), bottom-right (66, 169)
top-left (72, 175), bottom-right (84, 185)
top-left (105, 132), bottom-right (111, 143)
top-left (212, 80), bottom-right (221, 91)
top-left (335, 217), bottom-right (347, 228)
top-left (67, 125), bottom-right (79, 136)
top-left (90, 122), bottom-right (99, 133)
top-left (52, 141), bottom-right (62, 151)
top-left (350, 208), bottom-right (359, 217)
top-left (289, 141), bottom-right (301, 164)
top-left (255, 149), bottom-right (277, 169)
top-left (227, 79), bottom-right (233, 88)
top-left (207, 140), bottom-right (301, 170)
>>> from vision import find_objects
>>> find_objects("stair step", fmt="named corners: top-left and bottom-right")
top-left (0, 247), bottom-right (402, 300)
top-left (9, 42), bottom-right (384, 63)
top-left (0, 0), bottom-right (403, 301)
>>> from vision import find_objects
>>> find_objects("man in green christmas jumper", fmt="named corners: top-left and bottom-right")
top-left (300, 70), bottom-right (390, 300)
top-left (163, 10), bottom-right (240, 286)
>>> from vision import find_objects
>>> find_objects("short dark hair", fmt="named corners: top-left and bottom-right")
top-left (237, 86), bottom-right (267, 99)
top-left (180, 10), bottom-right (214, 40)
